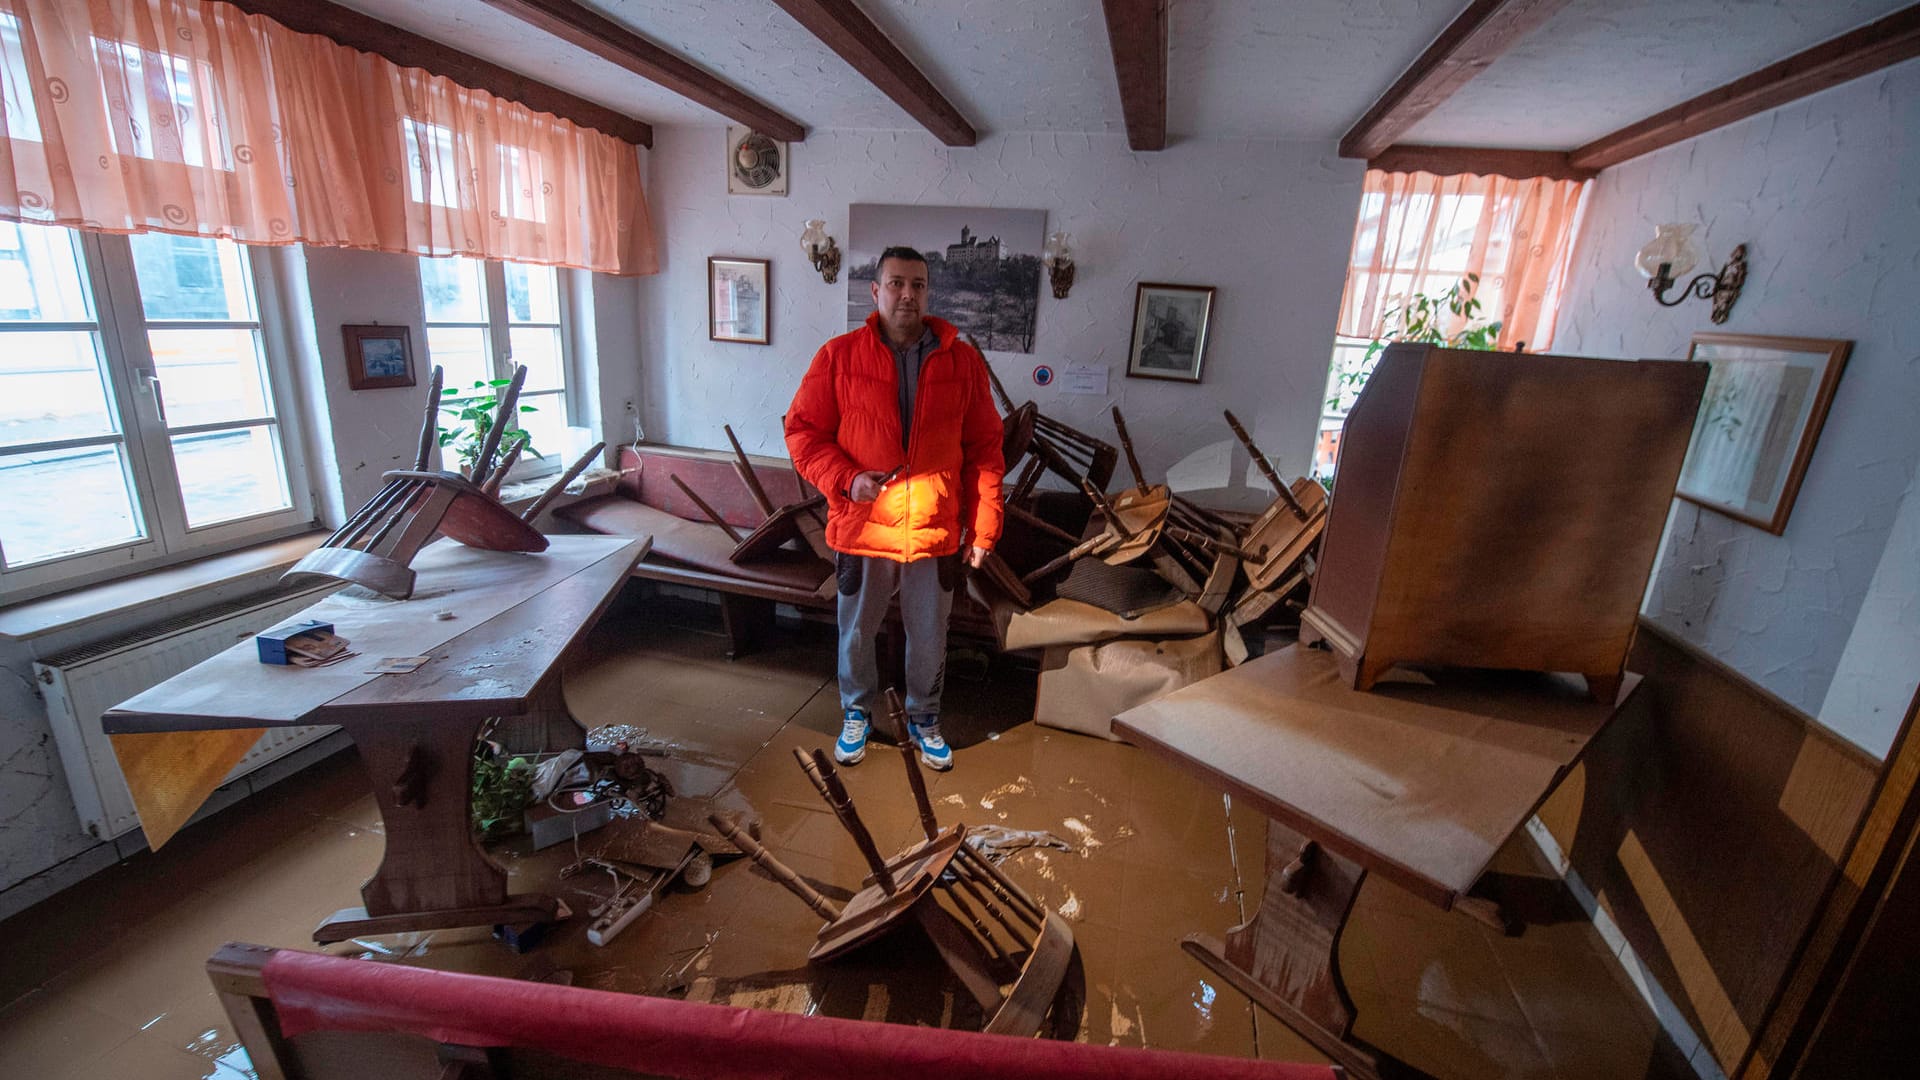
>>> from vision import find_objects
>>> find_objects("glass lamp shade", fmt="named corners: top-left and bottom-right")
top-left (799, 219), bottom-right (829, 257)
top-left (1041, 230), bottom-right (1073, 269)
top-left (1635, 223), bottom-right (1700, 280)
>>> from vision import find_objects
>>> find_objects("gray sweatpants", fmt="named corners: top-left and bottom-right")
top-left (836, 552), bottom-right (958, 720)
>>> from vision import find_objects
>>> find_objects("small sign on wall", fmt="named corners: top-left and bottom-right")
top-left (1061, 363), bottom-right (1107, 396)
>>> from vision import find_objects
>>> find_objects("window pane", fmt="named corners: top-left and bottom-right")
top-left (426, 326), bottom-right (491, 395)
top-left (504, 262), bottom-right (558, 323)
top-left (508, 326), bottom-right (564, 393)
top-left (148, 328), bottom-right (270, 427)
top-left (0, 445), bottom-right (143, 565)
top-left (0, 221), bottom-right (93, 321)
top-left (513, 390), bottom-right (567, 466)
top-left (0, 331), bottom-right (117, 447)
top-left (130, 234), bottom-right (254, 321)
top-left (421, 256), bottom-right (487, 323)
top-left (171, 425), bottom-right (290, 527)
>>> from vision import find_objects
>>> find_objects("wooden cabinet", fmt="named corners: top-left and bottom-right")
top-left (1301, 343), bottom-right (1708, 698)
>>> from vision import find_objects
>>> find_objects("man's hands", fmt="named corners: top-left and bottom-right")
top-left (847, 470), bottom-right (885, 502)
top-left (966, 545), bottom-right (989, 568)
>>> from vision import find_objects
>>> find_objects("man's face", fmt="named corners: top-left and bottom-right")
top-left (871, 257), bottom-right (930, 339)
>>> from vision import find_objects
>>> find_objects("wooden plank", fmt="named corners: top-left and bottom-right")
top-left (1099, 0), bottom-right (1168, 152)
top-left (770, 0), bottom-right (975, 147)
top-left (1340, 0), bottom-right (1574, 160)
top-left (1367, 144), bottom-right (1596, 182)
top-left (223, 0), bottom-right (651, 147)
top-left (1573, 5), bottom-right (1920, 172)
top-left (478, 0), bottom-right (805, 142)
top-left (1115, 643), bottom-right (1636, 908)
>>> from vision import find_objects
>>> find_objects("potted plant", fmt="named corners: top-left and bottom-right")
top-left (439, 376), bottom-right (542, 476)
top-left (1327, 273), bottom-right (1504, 415)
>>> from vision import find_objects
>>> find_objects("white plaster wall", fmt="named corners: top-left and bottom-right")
top-left (634, 127), bottom-right (1363, 510)
top-left (1554, 60), bottom-right (1920, 725)
top-left (1819, 475), bottom-right (1920, 757)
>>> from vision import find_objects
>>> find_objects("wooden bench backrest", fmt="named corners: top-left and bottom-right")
top-left (617, 444), bottom-right (809, 531)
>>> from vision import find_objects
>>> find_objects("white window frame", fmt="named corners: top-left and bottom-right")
top-left (0, 228), bottom-right (315, 602)
top-left (421, 257), bottom-right (576, 482)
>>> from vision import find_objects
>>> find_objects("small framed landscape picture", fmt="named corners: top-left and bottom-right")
top-left (342, 324), bottom-right (415, 390)
top-left (709, 256), bottom-right (771, 345)
top-left (1126, 283), bottom-right (1215, 383)
top-left (1676, 332), bottom-right (1851, 535)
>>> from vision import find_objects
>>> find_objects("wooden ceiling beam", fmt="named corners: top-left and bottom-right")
top-left (477, 0), bottom-right (806, 143)
top-left (1341, 0), bottom-right (1574, 161)
top-left (224, 0), bottom-right (651, 146)
top-left (1571, 4), bottom-right (1920, 172)
top-left (1367, 145), bottom-right (1595, 182)
top-left (1100, 0), bottom-right (1168, 152)
top-left (770, 0), bottom-right (975, 146)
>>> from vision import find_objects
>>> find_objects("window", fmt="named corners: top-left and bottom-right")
top-left (420, 256), bottom-right (572, 476)
top-left (0, 222), bottom-right (310, 598)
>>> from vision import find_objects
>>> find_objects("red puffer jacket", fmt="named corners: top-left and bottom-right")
top-left (785, 315), bottom-right (1005, 561)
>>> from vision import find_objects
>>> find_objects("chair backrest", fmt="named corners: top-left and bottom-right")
top-left (209, 942), bottom-right (1341, 1080)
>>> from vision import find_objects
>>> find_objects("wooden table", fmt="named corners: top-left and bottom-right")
top-left (1113, 644), bottom-right (1639, 1079)
top-left (104, 536), bottom-right (648, 944)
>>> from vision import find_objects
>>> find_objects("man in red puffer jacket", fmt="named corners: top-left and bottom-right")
top-left (785, 246), bottom-right (1005, 771)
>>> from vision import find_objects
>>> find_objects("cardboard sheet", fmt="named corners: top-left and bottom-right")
top-left (1035, 631), bottom-right (1222, 740)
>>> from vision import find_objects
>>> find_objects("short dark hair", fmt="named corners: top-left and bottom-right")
top-left (876, 245), bottom-right (928, 271)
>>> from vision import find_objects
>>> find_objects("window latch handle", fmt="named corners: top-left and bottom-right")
top-left (138, 368), bottom-right (168, 426)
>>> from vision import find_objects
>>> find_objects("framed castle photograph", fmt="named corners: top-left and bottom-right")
top-left (846, 204), bottom-right (1046, 353)
top-left (1125, 283), bottom-right (1215, 383)
top-left (709, 257), bottom-right (770, 345)
top-left (1675, 332), bottom-right (1850, 535)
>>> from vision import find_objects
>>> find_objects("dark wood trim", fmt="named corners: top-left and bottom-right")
top-left (1340, 0), bottom-right (1573, 160)
top-left (476, 0), bottom-right (806, 143)
top-left (1367, 145), bottom-right (1596, 182)
top-left (222, 0), bottom-right (652, 147)
top-left (770, 0), bottom-right (975, 147)
top-left (1572, 5), bottom-right (1920, 172)
top-left (1744, 683), bottom-right (1920, 1077)
top-left (1099, 0), bottom-right (1168, 152)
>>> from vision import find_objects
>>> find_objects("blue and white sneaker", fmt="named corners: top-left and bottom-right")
top-left (908, 716), bottom-right (953, 771)
top-left (834, 709), bottom-right (871, 764)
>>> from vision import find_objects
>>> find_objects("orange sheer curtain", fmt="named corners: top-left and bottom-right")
top-left (0, 0), bottom-right (656, 274)
top-left (1336, 170), bottom-right (1587, 351)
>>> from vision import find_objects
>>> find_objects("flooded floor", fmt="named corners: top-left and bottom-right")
top-left (0, 590), bottom-right (1695, 1078)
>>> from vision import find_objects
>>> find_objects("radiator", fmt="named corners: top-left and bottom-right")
top-left (35, 582), bottom-right (341, 840)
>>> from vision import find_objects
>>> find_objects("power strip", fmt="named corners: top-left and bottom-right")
top-left (587, 890), bottom-right (656, 946)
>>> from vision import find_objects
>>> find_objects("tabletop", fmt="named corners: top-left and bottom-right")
top-left (1113, 644), bottom-right (1639, 907)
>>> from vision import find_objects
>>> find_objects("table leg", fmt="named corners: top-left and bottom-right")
top-left (1182, 819), bottom-right (1405, 1079)
top-left (313, 714), bottom-right (559, 944)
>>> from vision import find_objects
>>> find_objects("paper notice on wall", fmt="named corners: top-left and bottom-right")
top-left (1061, 363), bottom-right (1108, 396)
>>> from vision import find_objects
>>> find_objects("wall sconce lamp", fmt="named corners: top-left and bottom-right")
top-left (1041, 230), bottom-right (1075, 298)
top-left (800, 219), bottom-right (841, 284)
top-left (1635, 224), bottom-right (1747, 324)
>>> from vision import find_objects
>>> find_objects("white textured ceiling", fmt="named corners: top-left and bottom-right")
top-left (1405, 0), bottom-right (1912, 148)
top-left (327, 0), bottom-right (1905, 149)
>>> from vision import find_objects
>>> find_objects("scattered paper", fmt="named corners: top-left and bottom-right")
top-left (1061, 363), bottom-right (1108, 396)
top-left (368, 655), bottom-right (432, 674)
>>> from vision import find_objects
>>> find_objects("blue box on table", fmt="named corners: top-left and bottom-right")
top-left (257, 619), bottom-right (334, 665)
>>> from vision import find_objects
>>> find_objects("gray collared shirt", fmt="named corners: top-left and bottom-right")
top-left (885, 325), bottom-right (938, 450)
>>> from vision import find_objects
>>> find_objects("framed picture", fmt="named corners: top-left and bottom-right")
top-left (1676, 332), bottom-right (1851, 535)
top-left (709, 257), bottom-right (770, 345)
top-left (847, 203), bottom-right (1047, 352)
top-left (1126, 283), bottom-right (1215, 383)
top-left (342, 324), bottom-right (415, 390)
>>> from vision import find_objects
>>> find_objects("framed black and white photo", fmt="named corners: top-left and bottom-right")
top-left (709, 257), bottom-right (770, 345)
top-left (342, 324), bottom-right (415, 390)
top-left (846, 204), bottom-right (1047, 353)
top-left (1676, 332), bottom-right (1850, 535)
top-left (1126, 283), bottom-right (1215, 383)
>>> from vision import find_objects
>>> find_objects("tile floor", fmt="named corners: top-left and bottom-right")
top-left (0, 591), bottom-right (1696, 1078)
